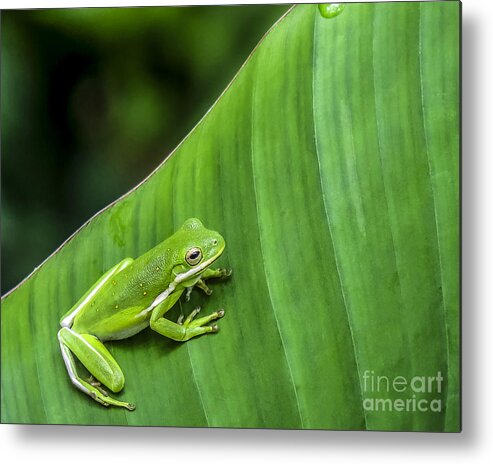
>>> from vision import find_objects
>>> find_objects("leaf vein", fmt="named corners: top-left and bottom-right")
top-left (311, 9), bottom-right (368, 430)
top-left (418, 3), bottom-right (450, 427)
top-left (250, 55), bottom-right (305, 429)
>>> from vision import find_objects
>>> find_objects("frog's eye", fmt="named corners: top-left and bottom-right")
top-left (186, 247), bottom-right (202, 266)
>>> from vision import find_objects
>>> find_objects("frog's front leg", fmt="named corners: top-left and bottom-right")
top-left (185, 279), bottom-right (211, 301)
top-left (58, 327), bottom-right (135, 410)
top-left (150, 289), bottom-right (224, 342)
top-left (201, 267), bottom-right (232, 281)
top-left (185, 268), bottom-right (232, 301)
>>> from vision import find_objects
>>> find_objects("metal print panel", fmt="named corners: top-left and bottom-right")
top-left (1, 2), bottom-right (460, 431)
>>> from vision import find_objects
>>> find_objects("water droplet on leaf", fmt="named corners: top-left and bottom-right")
top-left (318, 3), bottom-right (345, 19)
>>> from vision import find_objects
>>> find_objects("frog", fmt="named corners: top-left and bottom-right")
top-left (57, 218), bottom-right (232, 410)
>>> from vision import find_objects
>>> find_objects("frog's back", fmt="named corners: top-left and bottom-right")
top-left (72, 243), bottom-right (175, 339)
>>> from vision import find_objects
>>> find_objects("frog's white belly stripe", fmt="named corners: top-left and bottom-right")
top-left (136, 281), bottom-right (175, 318)
top-left (139, 254), bottom-right (220, 317)
top-left (148, 281), bottom-right (176, 312)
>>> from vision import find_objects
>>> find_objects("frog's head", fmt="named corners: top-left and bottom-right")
top-left (171, 218), bottom-right (225, 285)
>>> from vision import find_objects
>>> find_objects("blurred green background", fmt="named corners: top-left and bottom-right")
top-left (1, 5), bottom-right (289, 293)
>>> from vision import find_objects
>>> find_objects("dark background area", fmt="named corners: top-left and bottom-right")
top-left (1, 5), bottom-right (289, 293)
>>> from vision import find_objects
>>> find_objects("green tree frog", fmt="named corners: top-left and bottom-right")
top-left (57, 218), bottom-right (231, 410)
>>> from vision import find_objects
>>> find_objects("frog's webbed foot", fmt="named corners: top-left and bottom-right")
top-left (87, 375), bottom-right (108, 397)
top-left (202, 267), bottom-right (233, 281)
top-left (151, 296), bottom-right (226, 341)
top-left (178, 306), bottom-right (224, 333)
top-left (189, 267), bottom-right (232, 299)
top-left (196, 279), bottom-right (213, 296)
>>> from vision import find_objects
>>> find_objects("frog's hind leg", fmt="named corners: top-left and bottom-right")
top-left (58, 327), bottom-right (135, 410)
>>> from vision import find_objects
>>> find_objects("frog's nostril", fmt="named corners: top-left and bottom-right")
top-left (213, 239), bottom-right (218, 245)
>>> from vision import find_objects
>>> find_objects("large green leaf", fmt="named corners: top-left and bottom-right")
top-left (1, 2), bottom-right (459, 431)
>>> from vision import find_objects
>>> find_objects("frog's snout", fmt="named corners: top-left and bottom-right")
top-left (215, 235), bottom-right (226, 254)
